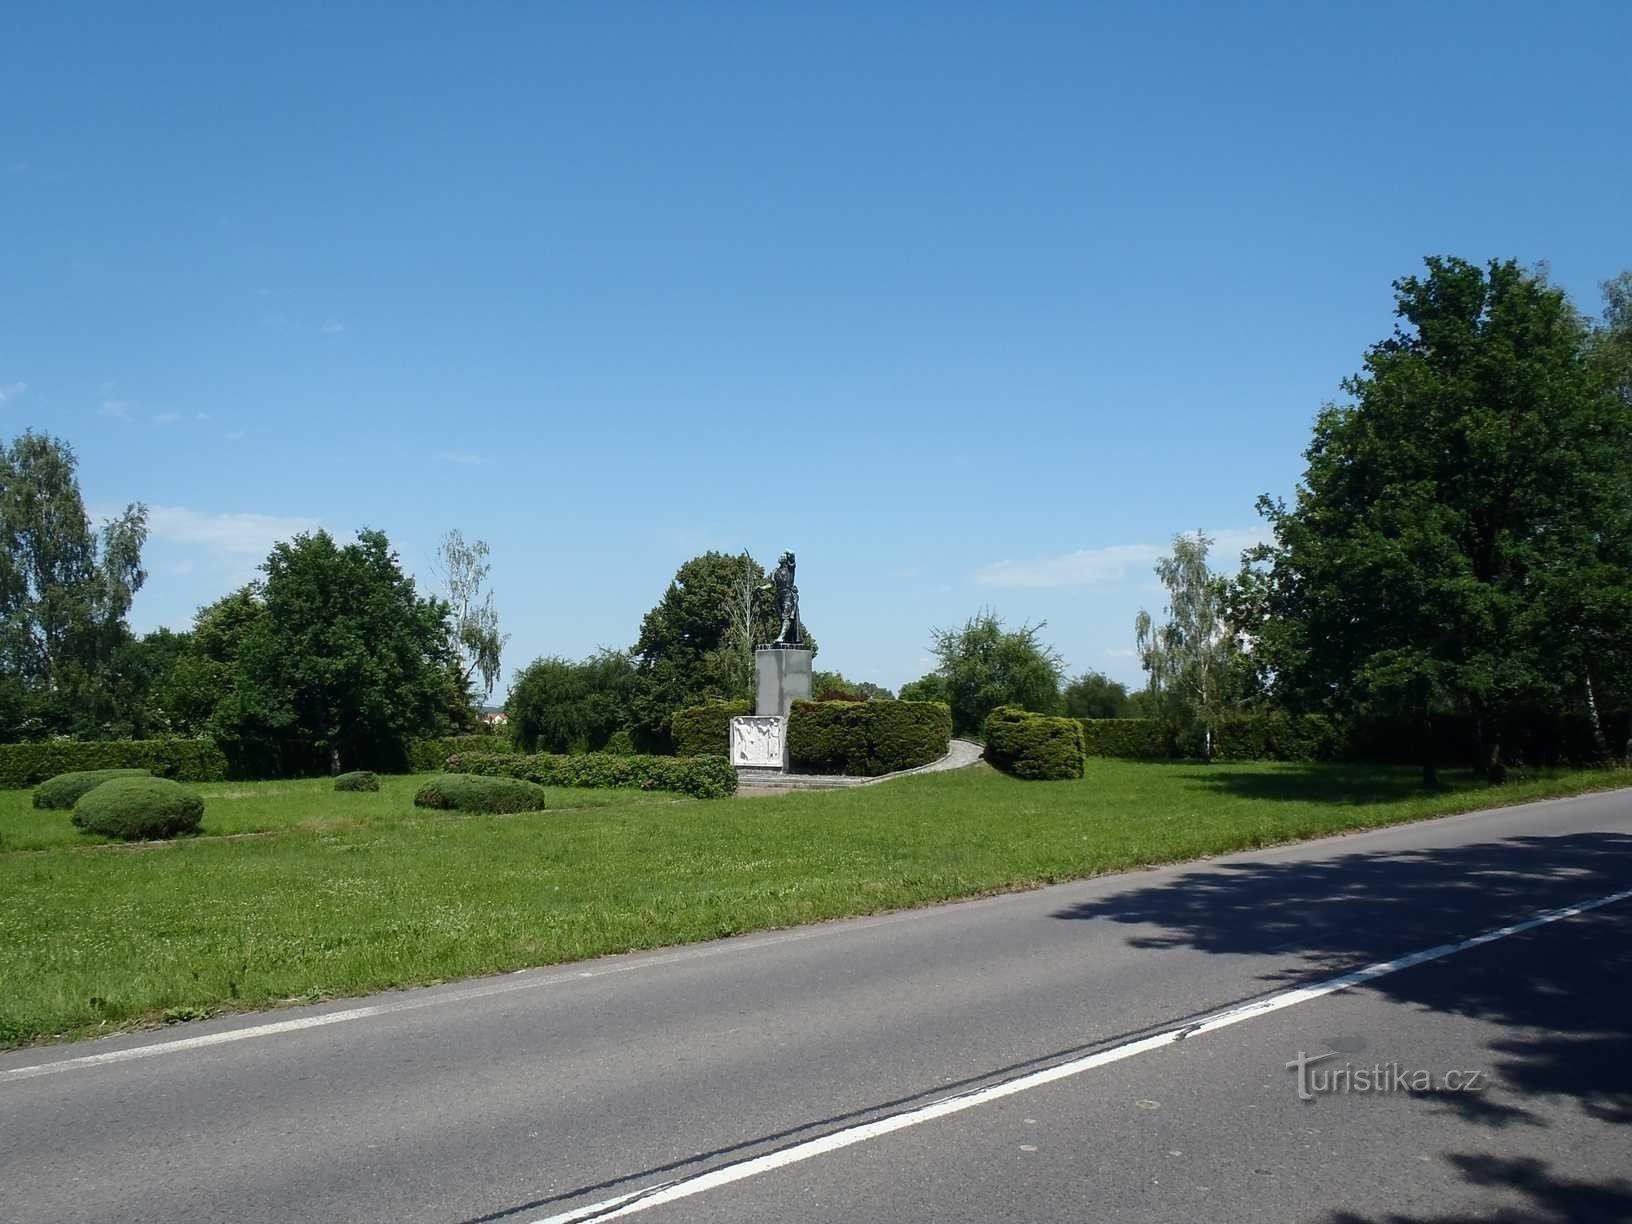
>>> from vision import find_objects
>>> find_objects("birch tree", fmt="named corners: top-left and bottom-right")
top-left (1135, 530), bottom-right (1235, 760)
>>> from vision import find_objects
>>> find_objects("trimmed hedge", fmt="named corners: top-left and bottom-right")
top-left (448, 750), bottom-right (739, 800)
top-left (984, 706), bottom-right (1086, 780)
top-left (1079, 719), bottom-right (1174, 760)
top-left (334, 770), bottom-right (380, 792)
top-left (1212, 713), bottom-right (1342, 762)
top-left (71, 776), bottom-right (205, 840)
top-left (33, 768), bottom-right (151, 810)
top-left (0, 739), bottom-right (228, 790)
top-left (413, 774), bottom-right (551, 814)
top-left (670, 700), bottom-right (754, 758)
top-left (407, 735), bottom-right (500, 773)
top-left (787, 700), bottom-right (952, 776)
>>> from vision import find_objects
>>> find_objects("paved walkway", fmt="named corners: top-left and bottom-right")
top-left (737, 738), bottom-right (984, 795)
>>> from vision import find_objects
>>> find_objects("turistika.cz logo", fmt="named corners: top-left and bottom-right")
top-left (1286, 1051), bottom-right (1487, 1101)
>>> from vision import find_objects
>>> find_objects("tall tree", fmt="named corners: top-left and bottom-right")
top-left (506, 649), bottom-right (639, 753)
top-left (1245, 258), bottom-right (1632, 781)
top-left (1136, 531), bottom-right (1239, 759)
top-left (436, 528), bottom-right (507, 704)
top-left (0, 431), bottom-right (147, 735)
top-left (214, 529), bottom-right (457, 771)
top-left (1062, 670), bottom-right (1132, 719)
top-left (928, 610), bottom-right (1064, 735)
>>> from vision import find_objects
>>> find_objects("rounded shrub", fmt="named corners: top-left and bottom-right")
top-left (984, 706), bottom-right (1086, 781)
top-left (334, 770), bottom-right (380, 792)
top-left (603, 729), bottom-right (636, 756)
top-left (33, 768), bottom-right (152, 810)
top-left (71, 776), bottom-right (205, 840)
top-left (413, 774), bottom-right (551, 814)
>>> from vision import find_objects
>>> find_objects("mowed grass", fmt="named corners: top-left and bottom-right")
top-left (1, 760), bottom-right (1626, 1048)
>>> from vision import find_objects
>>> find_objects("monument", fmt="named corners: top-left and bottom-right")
top-left (730, 551), bottom-right (813, 771)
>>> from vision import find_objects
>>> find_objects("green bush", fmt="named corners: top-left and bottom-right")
top-left (984, 706), bottom-right (1085, 780)
top-left (1212, 713), bottom-right (1342, 762)
top-left (603, 729), bottom-right (637, 755)
top-left (334, 770), bottom-right (380, 792)
top-left (406, 735), bottom-right (497, 773)
top-left (0, 739), bottom-right (228, 790)
top-left (670, 699), bottom-right (753, 758)
top-left (1079, 718), bottom-right (1172, 759)
top-left (33, 768), bottom-right (151, 810)
top-left (71, 776), bottom-right (205, 840)
top-left (449, 750), bottom-right (739, 800)
top-left (787, 700), bottom-right (952, 776)
top-left (412, 774), bottom-right (551, 814)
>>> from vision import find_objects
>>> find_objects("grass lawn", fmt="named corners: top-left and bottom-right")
top-left (1, 760), bottom-right (1626, 1048)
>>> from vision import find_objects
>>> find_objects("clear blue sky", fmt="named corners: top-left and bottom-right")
top-left (4, 2), bottom-right (1628, 696)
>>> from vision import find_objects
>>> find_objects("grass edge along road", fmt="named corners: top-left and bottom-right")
top-left (3, 761), bottom-right (1628, 1050)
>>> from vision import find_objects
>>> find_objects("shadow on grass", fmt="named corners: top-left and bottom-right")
top-left (1179, 761), bottom-right (1505, 807)
top-left (1053, 828), bottom-right (1632, 1217)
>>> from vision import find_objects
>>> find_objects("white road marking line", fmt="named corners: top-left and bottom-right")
top-left (531, 886), bottom-right (1632, 1224)
top-left (0, 911), bottom-right (932, 1083)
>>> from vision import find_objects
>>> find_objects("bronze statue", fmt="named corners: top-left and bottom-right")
top-left (765, 551), bottom-right (800, 646)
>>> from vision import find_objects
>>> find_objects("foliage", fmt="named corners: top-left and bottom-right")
top-left (70, 775), bottom-right (203, 840)
top-left (1062, 671), bottom-right (1132, 719)
top-left (670, 698), bottom-right (753, 757)
top-left (450, 750), bottom-right (739, 799)
top-left (436, 528), bottom-right (508, 704)
top-left (926, 611), bottom-right (1065, 736)
top-left (0, 431), bottom-right (149, 738)
top-left (1211, 713), bottom-right (1343, 763)
top-left (786, 699), bottom-right (951, 776)
top-left (811, 670), bottom-right (894, 701)
top-left (506, 650), bottom-right (640, 753)
top-left (1136, 531), bottom-right (1244, 759)
top-left (334, 770), bottom-right (380, 792)
top-left (602, 729), bottom-right (636, 755)
top-left (1079, 718), bottom-right (1173, 759)
top-left (210, 529), bottom-right (459, 772)
top-left (33, 768), bottom-right (150, 810)
top-left (629, 551), bottom-right (816, 749)
top-left (412, 773), bottom-right (550, 814)
top-left (0, 737), bottom-right (229, 789)
top-left (982, 706), bottom-right (1085, 780)
top-left (406, 735), bottom-right (494, 772)
top-left (1241, 258), bottom-right (1632, 782)
top-left (897, 673), bottom-right (950, 705)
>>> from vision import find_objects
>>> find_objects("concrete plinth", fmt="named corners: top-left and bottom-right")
top-left (756, 646), bottom-right (813, 720)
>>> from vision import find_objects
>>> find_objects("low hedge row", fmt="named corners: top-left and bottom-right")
top-left (984, 706), bottom-right (1085, 780)
top-left (0, 739), bottom-right (229, 790)
top-left (787, 699), bottom-right (952, 776)
top-left (670, 700), bottom-right (753, 758)
top-left (1079, 718), bottom-right (1174, 760)
top-left (1079, 714), bottom-right (1345, 761)
top-left (407, 735), bottom-right (502, 772)
top-left (447, 750), bottom-right (739, 800)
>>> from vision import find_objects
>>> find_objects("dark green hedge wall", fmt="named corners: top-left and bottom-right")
top-left (1078, 714), bottom-right (1342, 761)
top-left (0, 739), bottom-right (229, 790)
top-left (407, 735), bottom-right (502, 773)
top-left (787, 699), bottom-right (952, 776)
top-left (670, 699), bottom-right (754, 758)
top-left (447, 750), bottom-right (739, 800)
top-left (983, 706), bottom-right (1086, 780)
top-left (1078, 718), bottom-right (1173, 760)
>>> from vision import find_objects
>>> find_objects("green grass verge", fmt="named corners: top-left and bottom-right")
top-left (1, 760), bottom-right (1625, 1048)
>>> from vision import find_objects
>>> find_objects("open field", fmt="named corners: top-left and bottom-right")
top-left (2, 760), bottom-right (1627, 1048)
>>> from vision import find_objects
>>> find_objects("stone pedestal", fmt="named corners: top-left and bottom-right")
top-left (755, 646), bottom-right (813, 719)
top-left (730, 715), bottom-right (785, 768)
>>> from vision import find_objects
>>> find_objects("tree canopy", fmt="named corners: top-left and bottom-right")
top-left (927, 610), bottom-right (1064, 735)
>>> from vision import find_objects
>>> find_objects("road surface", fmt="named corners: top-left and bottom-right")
top-left (4, 787), bottom-right (1630, 1223)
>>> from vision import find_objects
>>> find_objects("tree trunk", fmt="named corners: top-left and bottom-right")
top-left (1419, 710), bottom-right (1439, 789)
top-left (329, 747), bottom-right (341, 776)
top-left (1584, 667), bottom-right (1612, 762)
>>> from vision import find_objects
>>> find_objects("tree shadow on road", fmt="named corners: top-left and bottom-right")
top-left (1052, 830), bottom-right (1632, 1214)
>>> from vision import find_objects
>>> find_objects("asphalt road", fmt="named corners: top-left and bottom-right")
top-left (4, 788), bottom-right (1631, 1224)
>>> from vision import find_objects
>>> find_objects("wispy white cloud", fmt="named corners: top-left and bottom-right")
top-left (100, 399), bottom-right (131, 418)
top-left (151, 411), bottom-right (181, 426)
top-left (976, 543), bottom-right (1162, 589)
top-left (975, 526), bottom-right (1272, 589)
top-left (435, 450), bottom-right (483, 466)
top-left (147, 506), bottom-right (320, 556)
top-left (195, 411), bottom-right (212, 422)
top-left (0, 381), bottom-right (26, 403)
top-left (321, 320), bottom-right (345, 336)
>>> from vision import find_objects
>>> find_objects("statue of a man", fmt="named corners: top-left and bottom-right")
top-left (766, 551), bottom-right (800, 645)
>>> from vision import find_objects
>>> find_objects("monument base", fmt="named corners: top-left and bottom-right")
top-left (756, 646), bottom-right (813, 720)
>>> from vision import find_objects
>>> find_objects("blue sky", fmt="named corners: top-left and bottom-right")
top-left (4, 2), bottom-right (1628, 696)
